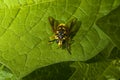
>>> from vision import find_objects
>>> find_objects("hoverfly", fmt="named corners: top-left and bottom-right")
top-left (48, 16), bottom-right (79, 54)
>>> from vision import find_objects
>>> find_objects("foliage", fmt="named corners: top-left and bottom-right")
top-left (0, 0), bottom-right (120, 80)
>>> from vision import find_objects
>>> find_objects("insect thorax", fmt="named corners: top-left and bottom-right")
top-left (55, 24), bottom-right (69, 46)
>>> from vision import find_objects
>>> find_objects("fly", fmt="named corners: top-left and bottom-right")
top-left (48, 16), bottom-right (79, 54)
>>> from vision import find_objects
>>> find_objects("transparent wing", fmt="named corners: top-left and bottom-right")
top-left (66, 18), bottom-right (80, 38)
top-left (67, 18), bottom-right (77, 32)
top-left (48, 16), bottom-right (59, 32)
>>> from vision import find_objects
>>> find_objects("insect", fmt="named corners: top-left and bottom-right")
top-left (48, 16), bottom-right (79, 54)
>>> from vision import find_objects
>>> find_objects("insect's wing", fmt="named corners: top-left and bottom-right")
top-left (67, 18), bottom-right (77, 32)
top-left (48, 16), bottom-right (59, 32)
top-left (66, 18), bottom-right (80, 38)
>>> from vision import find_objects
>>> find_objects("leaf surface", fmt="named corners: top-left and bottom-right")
top-left (0, 0), bottom-right (119, 78)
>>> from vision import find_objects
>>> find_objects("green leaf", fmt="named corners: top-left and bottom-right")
top-left (23, 47), bottom-right (120, 80)
top-left (22, 62), bottom-right (75, 80)
top-left (0, 64), bottom-right (17, 80)
top-left (69, 60), bottom-right (120, 80)
top-left (68, 48), bottom-right (120, 80)
top-left (96, 5), bottom-right (120, 49)
top-left (0, 0), bottom-right (119, 79)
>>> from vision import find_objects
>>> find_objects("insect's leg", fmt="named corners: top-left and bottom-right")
top-left (49, 35), bottom-right (56, 44)
top-left (48, 16), bottom-right (59, 32)
top-left (66, 41), bottom-right (71, 54)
